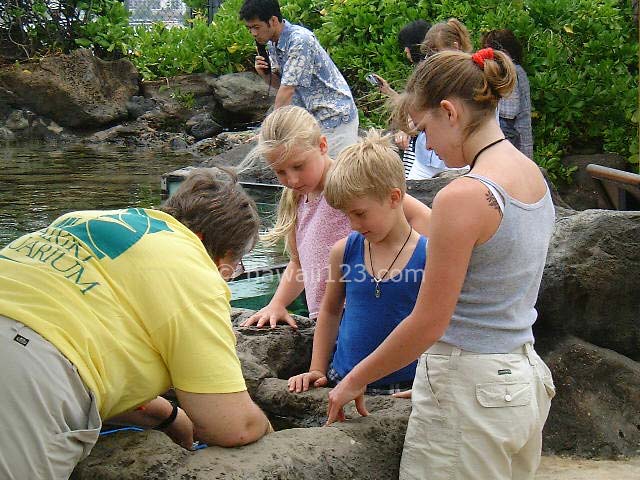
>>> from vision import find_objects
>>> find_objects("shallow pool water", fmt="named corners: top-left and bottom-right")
top-left (0, 144), bottom-right (301, 313)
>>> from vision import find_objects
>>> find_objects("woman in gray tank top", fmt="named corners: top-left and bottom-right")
top-left (325, 48), bottom-right (556, 480)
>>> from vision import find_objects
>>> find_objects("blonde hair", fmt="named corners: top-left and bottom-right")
top-left (254, 106), bottom-right (323, 252)
top-left (393, 49), bottom-right (516, 139)
top-left (421, 18), bottom-right (472, 55)
top-left (324, 130), bottom-right (405, 212)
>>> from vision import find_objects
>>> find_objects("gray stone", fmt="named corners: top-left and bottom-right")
top-left (47, 120), bottom-right (64, 135)
top-left (537, 209), bottom-right (640, 360)
top-left (194, 140), bottom-right (279, 185)
top-left (200, 142), bottom-right (257, 170)
top-left (5, 109), bottom-right (29, 130)
top-left (126, 95), bottom-right (157, 119)
top-left (232, 309), bottom-right (315, 383)
top-left (540, 335), bottom-right (640, 458)
top-left (0, 126), bottom-right (15, 142)
top-left (210, 72), bottom-right (274, 124)
top-left (73, 378), bottom-right (411, 480)
top-left (186, 113), bottom-right (223, 140)
top-left (0, 49), bottom-right (139, 128)
top-left (29, 117), bottom-right (61, 141)
top-left (140, 74), bottom-right (218, 129)
top-left (558, 153), bottom-right (629, 210)
top-left (142, 73), bottom-right (214, 102)
top-left (169, 136), bottom-right (189, 151)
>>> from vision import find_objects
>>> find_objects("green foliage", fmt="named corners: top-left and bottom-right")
top-left (314, 0), bottom-right (430, 121)
top-left (3, 0), bottom-right (635, 179)
top-left (313, 0), bottom-right (638, 179)
top-left (183, 0), bottom-right (208, 11)
top-left (162, 86), bottom-right (196, 109)
top-left (75, 0), bottom-right (133, 58)
top-left (280, 0), bottom-right (327, 31)
top-left (127, 0), bottom-right (254, 79)
top-left (0, 0), bottom-right (132, 60)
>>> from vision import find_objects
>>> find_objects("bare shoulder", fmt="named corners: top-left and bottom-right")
top-left (433, 176), bottom-right (488, 212)
top-left (431, 177), bottom-right (498, 243)
top-left (329, 236), bottom-right (348, 261)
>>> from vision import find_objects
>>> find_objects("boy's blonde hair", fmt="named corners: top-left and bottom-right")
top-left (325, 130), bottom-right (406, 212)
top-left (253, 106), bottom-right (322, 252)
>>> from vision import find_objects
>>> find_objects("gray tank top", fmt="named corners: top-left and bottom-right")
top-left (440, 173), bottom-right (555, 353)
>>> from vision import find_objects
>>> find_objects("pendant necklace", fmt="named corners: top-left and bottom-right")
top-left (469, 137), bottom-right (506, 170)
top-left (368, 227), bottom-right (413, 298)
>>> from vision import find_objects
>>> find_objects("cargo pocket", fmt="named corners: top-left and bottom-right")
top-left (537, 362), bottom-right (556, 400)
top-left (47, 392), bottom-right (101, 477)
top-left (476, 382), bottom-right (532, 408)
top-left (48, 426), bottom-right (100, 478)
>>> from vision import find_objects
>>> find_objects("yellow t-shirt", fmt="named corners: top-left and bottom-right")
top-left (0, 208), bottom-right (246, 419)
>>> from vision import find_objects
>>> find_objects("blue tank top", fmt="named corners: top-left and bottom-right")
top-left (331, 232), bottom-right (427, 386)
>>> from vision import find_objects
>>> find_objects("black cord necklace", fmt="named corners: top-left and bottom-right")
top-left (368, 227), bottom-right (413, 298)
top-left (469, 137), bottom-right (506, 170)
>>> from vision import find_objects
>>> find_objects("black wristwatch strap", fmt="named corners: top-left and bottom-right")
top-left (153, 402), bottom-right (179, 430)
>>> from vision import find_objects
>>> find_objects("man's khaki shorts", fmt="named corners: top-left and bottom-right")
top-left (323, 115), bottom-right (359, 159)
top-left (0, 315), bottom-right (101, 479)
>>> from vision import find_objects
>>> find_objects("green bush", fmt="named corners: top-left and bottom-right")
top-left (5, 0), bottom-right (635, 178)
top-left (313, 0), bottom-right (638, 179)
top-left (127, 0), bottom-right (254, 79)
top-left (0, 0), bottom-right (132, 60)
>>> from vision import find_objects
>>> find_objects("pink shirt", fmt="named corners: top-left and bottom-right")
top-left (296, 193), bottom-right (352, 318)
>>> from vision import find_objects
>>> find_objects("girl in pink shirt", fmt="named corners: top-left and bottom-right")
top-left (242, 105), bottom-right (430, 328)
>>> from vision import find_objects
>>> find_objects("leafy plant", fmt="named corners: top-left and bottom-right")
top-left (313, 0), bottom-right (638, 180)
top-left (126, 0), bottom-right (254, 79)
top-left (0, 0), bottom-right (132, 60)
top-left (2, 0), bottom-right (636, 179)
top-left (169, 87), bottom-right (196, 109)
top-left (76, 0), bottom-right (133, 58)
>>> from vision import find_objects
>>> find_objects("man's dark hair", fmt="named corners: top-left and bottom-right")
top-left (398, 20), bottom-right (432, 64)
top-left (160, 168), bottom-right (260, 263)
top-left (239, 0), bottom-right (282, 22)
top-left (481, 29), bottom-right (523, 65)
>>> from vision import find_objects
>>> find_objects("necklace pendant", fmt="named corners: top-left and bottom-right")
top-left (375, 283), bottom-right (381, 298)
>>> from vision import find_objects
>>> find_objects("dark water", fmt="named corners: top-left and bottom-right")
top-left (0, 144), bottom-right (298, 310)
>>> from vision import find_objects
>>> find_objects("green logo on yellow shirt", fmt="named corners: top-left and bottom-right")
top-left (55, 208), bottom-right (172, 260)
top-left (2, 209), bottom-right (173, 295)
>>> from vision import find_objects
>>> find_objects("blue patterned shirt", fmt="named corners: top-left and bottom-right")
top-left (267, 20), bottom-right (357, 129)
top-left (498, 64), bottom-right (533, 159)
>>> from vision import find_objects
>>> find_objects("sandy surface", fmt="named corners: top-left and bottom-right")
top-left (536, 455), bottom-right (640, 479)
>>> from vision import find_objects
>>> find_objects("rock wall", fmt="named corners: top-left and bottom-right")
top-left (0, 49), bottom-right (138, 128)
top-left (0, 53), bottom-right (275, 149)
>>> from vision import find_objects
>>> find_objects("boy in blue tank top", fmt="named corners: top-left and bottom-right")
top-left (288, 131), bottom-right (430, 396)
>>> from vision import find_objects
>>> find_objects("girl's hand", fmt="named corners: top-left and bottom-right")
top-left (395, 131), bottom-right (410, 150)
top-left (373, 74), bottom-right (396, 97)
top-left (163, 407), bottom-right (195, 450)
top-left (392, 389), bottom-right (412, 399)
top-left (325, 376), bottom-right (368, 425)
top-left (241, 303), bottom-right (298, 329)
top-left (288, 370), bottom-right (328, 393)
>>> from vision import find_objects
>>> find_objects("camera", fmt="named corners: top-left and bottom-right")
top-left (365, 73), bottom-right (381, 87)
top-left (256, 42), bottom-right (271, 74)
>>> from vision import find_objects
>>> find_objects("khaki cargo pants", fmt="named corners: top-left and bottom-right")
top-left (400, 342), bottom-right (555, 480)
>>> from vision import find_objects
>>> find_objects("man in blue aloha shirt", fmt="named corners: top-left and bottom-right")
top-left (240, 0), bottom-right (359, 158)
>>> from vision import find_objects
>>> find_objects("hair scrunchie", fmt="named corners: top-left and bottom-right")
top-left (472, 47), bottom-right (494, 69)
